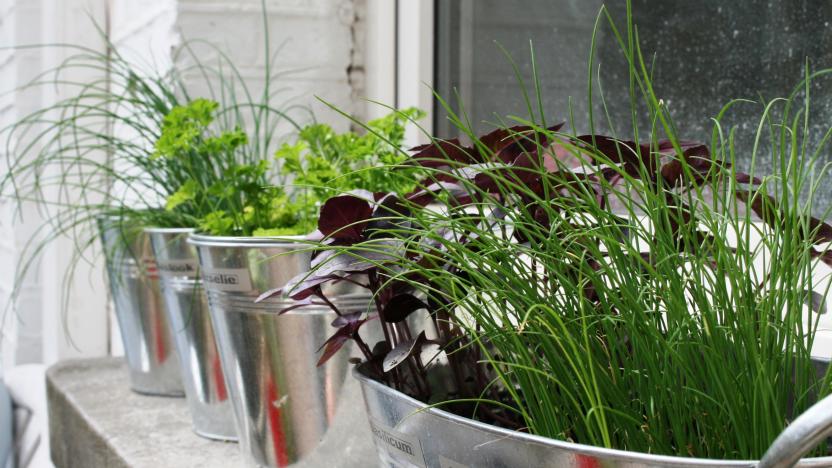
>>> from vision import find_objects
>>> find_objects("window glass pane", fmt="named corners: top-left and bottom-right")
top-left (435, 0), bottom-right (605, 137)
top-left (434, 1), bottom-right (832, 212)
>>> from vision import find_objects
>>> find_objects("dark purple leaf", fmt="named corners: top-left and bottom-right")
top-left (331, 311), bottom-right (365, 328)
top-left (381, 293), bottom-right (429, 323)
top-left (811, 248), bottom-right (832, 268)
top-left (255, 285), bottom-right (285, 303)
top-left (410, 124), bottom-right (564, 169)
top-left (406, 181), bottom-right (469, 206)
top-left (479, 157), bottom-right (551, 193)
top-left (478, 126), bottom-right (523, 153)
top-left (278, 297), bottom-right (328, 314)
top-left (282, 262), bottom-right (369, 300)
top-left (662, 158), bottom-right (759, 188)
top-left (735, 190), bottom-right (832, 244)
top-left (681, 143), bottom-right (710, 159)
top-left (735, 173), bottom-right (762, 185)
top-left (282, 243), bottom-right (402, 299)
top-left (479, 123), bottom-right (564, 152)
top-left (316, 314), bottom-right (373, 367)
top-left (548, 122), bottom-right (566, 133)
top-left (282, 275), bottom-right (338, 300)
top-left (471, 160), bottom-right (545, 196)
top-left (577, 135), bottom-right (639, 169)
top-left (318, 195), bottom-right (373, 241)
top-left (367, 341), bottom-right (392, 369)
top-left (410, 138), bottom-right (476, 168)
top-left (805, 290), bottom-right (827, 315)
top-left (577, 135), bottom-right (702, 179)
top-left (477, 124), bottom-right (565, 163)
top-left (366, 194), bottom-right (411, 238)
top-left (660, 160), bottom-right (685, 185)
top-left (387, 278), bottom-right (418, 297)
top-left (478, 126), bottom-right (535, 163)
top-left (310, 248), bottom-right (339, 269)
top-left (512, 151), bottom-right (559, 173)
top-left (317, 334), bottom-right (350, 367)
top-left (372, 340), bottom-right (391, 357)
top-left (383, 331), bottom-right (427, 372)
top-left (660, 144), bottom-right (718, 186)
top-left (255, 286), bottom-right (326, 307)
top-left (656, 139), bottom-right (705, 154)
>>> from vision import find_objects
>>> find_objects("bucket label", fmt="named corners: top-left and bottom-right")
top-left (201, 268), bottom-right (252, 292)
top-left (439, 456), bottom-right (469, 468)
top-left (369, 418), bottom-right (426, 467)
top-left (156, 259), bottom-right (199, 278)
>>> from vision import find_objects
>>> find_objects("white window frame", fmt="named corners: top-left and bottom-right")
top-left (365, 0), bottom-right (435, 146)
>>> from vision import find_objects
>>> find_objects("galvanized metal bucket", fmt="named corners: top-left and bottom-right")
top-left (354, 362), bottom-right (832, 468)
top-left (189, 234), bottom-right (373, 467)
top-left (97, 218), bottom-right (183, 396)
top-left (146, 227), bottom-right (237, 441)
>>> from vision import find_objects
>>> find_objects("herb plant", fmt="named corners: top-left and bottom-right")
top-left (1, 9), bottom-right (299, 306)
top-left (154, 98), bottom-right (308, 236)
top-left (160, 106), bottom-right (425, 237)
top-left (254, 108), bottom-right (425, 237)
top-left (275, 108), bottom-right (425, 199)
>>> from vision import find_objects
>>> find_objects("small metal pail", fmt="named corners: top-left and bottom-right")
top-left (97, 218), bottom-right (183, 396)
top-left (146, 227), bottom-right (237, 441)
top-left (354, 362), bottom-right (832, 468)
top-left (189, 233), bottom-right (373, 467)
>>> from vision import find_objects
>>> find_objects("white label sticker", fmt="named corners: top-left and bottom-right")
top-left (156, 259), bottom-right (199, 278)
top-left (369, 418), bottom-right (426, 467)
top-left (201, 268), bottom-right (252, 292)
top-left (439, 456), bottom-right (469, 468)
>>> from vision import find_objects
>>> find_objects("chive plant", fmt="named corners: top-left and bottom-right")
top-left (0, 7), bottom-right (301, 314)
top-left (262, 3), bottom-right (832, 460)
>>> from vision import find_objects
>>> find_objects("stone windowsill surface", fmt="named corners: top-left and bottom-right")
top-left (46, 357), bottom-right (378, 467)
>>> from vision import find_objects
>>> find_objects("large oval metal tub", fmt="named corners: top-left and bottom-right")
top-left (354, 363), bottom-right (832, 468)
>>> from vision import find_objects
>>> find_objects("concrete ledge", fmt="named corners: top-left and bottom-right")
top-left (47, 357), bottom-right (241, 468)
top-left (46, 357), bottom-right (380, 468)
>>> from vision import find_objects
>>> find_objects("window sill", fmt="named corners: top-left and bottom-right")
top-left (46, 357), bottom-right (378, 467)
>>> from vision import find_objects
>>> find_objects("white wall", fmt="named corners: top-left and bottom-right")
top-left (0, 0), bottom-right (113, 370)
top-left (174, 0), bottom-right (364, 132)
top-left (0, 0), bottom-right (23, 372)
top-left (39, 0), bottom-right (113, 366)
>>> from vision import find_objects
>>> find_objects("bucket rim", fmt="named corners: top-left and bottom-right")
top-left (206, 303), bottom-right (346, 317)
top-left (351, 363), bottom-right (832, 466)
top-left (144, 226), bottom-right (196, 235)
top-left (188, 232), bottom-right (312, 249)
top-left (203, 290), bottom-right (372, 312)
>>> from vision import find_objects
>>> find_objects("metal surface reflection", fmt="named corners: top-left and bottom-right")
top-left (148, 227), bottom-right (236, 440)
top-left (190, 234), bottom-right (371, 467)
top-left (98, 219), bottom-right (183, 396)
